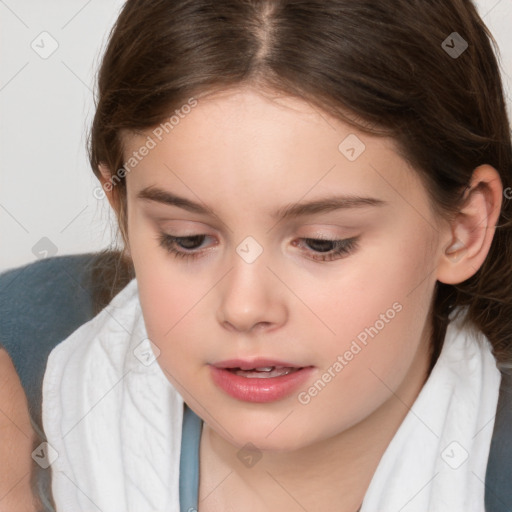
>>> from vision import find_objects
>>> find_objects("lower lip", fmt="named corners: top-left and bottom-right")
top-left (209, 366), bottom-right (314, 403)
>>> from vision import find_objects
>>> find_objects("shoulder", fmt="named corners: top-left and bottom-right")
top-left (0, 347), bottom-right (38, 512)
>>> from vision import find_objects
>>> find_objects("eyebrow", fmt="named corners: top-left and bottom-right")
top-left (137, 185), bottom-right (387, 220)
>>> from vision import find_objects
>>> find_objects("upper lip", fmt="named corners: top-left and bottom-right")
top-left (211, 358), bottom-right (306, 370)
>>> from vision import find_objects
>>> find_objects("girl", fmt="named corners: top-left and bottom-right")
top-left (39, 0), bottom-right (512, 511)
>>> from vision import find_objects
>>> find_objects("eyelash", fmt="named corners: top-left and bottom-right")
top-left (157, 233), bottom-right (359, 263)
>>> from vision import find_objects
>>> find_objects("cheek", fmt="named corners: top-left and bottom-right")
top-left (134, 266), bottom-right (210, 393)
top-left (127, 211), bottom-right (203, 362)
top-left (290, 220), bottom-right (436, 345)
top-left (135, 268), bottom-right (204, 356)
top-left (294, 262), bottom-right (433, 438)
top-left (291, 226), bottom-right (435, 417)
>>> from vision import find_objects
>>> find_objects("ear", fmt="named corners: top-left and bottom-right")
top-left (97, 163), bottom-right (120, 212)
top-left (97, 163), bottom-right (132, 259)
top-left (436, 164), bottom-right (503, 285)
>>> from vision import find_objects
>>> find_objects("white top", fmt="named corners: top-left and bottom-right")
top-left (42, 277), bottom-right (501, 512)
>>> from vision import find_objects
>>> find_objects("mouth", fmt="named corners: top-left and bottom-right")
top-left (209, 359), bottom-right (313, 402)
top-left (224, 366), bottom-right (301, 378)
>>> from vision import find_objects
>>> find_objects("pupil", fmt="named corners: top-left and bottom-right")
top-left (180, 235), bottom-right (204, 249)
top-left (306, 238), bottom-right (333, 253)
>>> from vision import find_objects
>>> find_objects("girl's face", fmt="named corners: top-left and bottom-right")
top-left (123, 86), bottom-right (449, 451)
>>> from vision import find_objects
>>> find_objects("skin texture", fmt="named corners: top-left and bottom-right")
top-left (0, 348), bottom-right (38, 512)
top-left (99, 85), bottom-right (502, 511)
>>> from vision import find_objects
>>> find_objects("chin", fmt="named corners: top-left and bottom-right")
top-left (203, 406), bottom-right (320, 452)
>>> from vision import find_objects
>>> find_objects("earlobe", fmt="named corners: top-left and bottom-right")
top-left (436, 165), bottom-right (503, 285)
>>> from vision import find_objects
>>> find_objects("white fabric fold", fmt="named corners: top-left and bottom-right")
top-left (361, 310), bottom-right (501, 512)
top-left (42, 278), bottom-right (183, 512)
top-left (42, 277), bottom-right (501, 512)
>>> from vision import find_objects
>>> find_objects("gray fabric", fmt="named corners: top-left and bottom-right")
top-left (0, 254), bottom-right (98, 433)
top-left (180, 404), bottom-right (202, 512)
top-left (485, 369), bottom-right (512, 512)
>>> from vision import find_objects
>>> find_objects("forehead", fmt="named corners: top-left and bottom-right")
top-left (121, 86), bottom-right (424, 214)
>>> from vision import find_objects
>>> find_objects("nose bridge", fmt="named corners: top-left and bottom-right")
top-left (216, 236), bottom-right (286, 332)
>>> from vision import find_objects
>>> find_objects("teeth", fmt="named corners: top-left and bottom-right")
top-left (231, 367), bottom-right (299, 378)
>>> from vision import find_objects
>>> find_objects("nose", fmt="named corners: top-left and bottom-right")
top-left (216, 252), bottom-right (288, 334)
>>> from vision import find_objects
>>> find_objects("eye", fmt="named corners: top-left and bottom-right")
top-left (157, 233), bottom-right (359, 262)
top-left (157, 233), bottom-right (211, 260)
top-left (293, 237), bottom-right (359, 262)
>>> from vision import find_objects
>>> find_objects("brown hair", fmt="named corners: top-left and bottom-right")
top-left (88, 0), bottom-right (512, 370)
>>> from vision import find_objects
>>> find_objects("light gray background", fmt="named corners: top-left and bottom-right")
top-left (1, 0), bottom-right (511, 272)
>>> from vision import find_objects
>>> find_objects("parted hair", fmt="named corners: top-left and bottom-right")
top-left (87, 0), bottom-right (512, 370)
